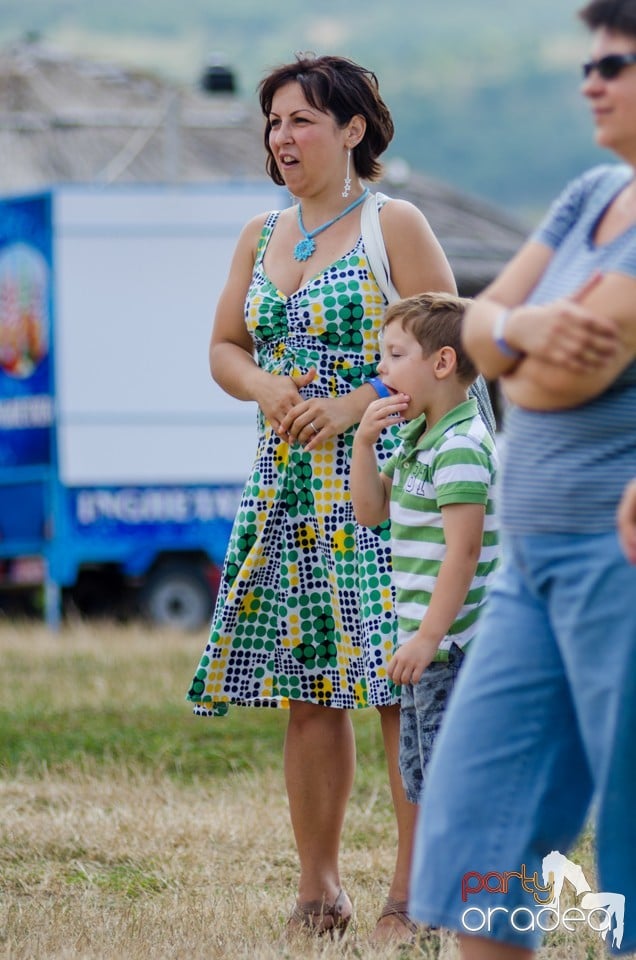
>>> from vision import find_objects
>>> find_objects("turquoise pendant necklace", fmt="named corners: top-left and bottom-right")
top-left (294, 188), bottom-right (369, 262)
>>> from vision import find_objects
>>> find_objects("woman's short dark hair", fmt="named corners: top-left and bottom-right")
top-left (258, 54), bottom-right (395, 186)
top-left (579, 0), bottom-right (636, 36)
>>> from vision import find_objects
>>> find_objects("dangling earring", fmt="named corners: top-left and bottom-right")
top-left (342, 148), bottom-right (351, 198)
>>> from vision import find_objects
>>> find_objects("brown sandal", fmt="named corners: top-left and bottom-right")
top-left (373, 897), bottom-right (418, 943)
top-left (287, 887), bottom-right (352, 937)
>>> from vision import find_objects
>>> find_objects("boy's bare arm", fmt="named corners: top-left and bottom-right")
top-left (388, 502), bottom-right (485, 685)
top-left (350, 395), bottom-right (407, 526)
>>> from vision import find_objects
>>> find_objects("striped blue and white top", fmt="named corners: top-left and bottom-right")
top-left (501, 164), bottom-right (636, 534)
top-left (382, 400), bottom-right (500, 659)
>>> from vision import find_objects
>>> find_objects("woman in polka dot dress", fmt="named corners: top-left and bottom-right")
top-left (186, 54), bottom-right (458, 942)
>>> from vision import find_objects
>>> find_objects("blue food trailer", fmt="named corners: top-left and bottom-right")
top-left (0, 182), bottom-right (283, 628)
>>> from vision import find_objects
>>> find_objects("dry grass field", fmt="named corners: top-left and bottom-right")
top-left (0, 621), bottom-right (609, 960)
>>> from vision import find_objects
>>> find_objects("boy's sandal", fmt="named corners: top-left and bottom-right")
top-left (287, 887), bottom-right (352, 937)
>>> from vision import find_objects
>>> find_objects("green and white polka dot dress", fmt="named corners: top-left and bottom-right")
top-left (187, 212), bottom-right (400, 715)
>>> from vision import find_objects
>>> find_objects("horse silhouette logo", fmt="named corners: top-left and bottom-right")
top-left (542, 850), bottom-right (625, 949)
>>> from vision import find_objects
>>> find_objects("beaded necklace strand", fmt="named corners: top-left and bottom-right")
top-left (293, 188), bottom-right (370, 262)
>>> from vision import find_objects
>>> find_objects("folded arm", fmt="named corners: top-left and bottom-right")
top-left (503, 270), bottom-right (635, 409)
top-left (463, 241), bottom-right (631, 411)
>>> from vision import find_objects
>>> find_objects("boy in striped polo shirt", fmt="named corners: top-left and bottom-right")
top-left (351, 291), bottom-right (500, 805)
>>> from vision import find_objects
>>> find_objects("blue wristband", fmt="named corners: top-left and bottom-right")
top-left (367, 376), bottom-right (391, 398)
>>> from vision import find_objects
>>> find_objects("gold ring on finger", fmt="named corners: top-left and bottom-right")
top-left (310, 421), bottom-right (319, 435)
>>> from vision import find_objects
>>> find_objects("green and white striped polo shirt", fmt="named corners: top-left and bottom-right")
top-left (382, 399), bottom-right (500, 660)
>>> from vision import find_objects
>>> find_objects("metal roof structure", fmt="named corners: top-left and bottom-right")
top-left (0, 41), bottom-right (529, 294)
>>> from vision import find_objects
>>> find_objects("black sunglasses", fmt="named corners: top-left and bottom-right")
top-left (582, 52), bottom-right (636, 80)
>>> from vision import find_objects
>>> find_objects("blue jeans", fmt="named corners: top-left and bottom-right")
top-left (409, 532), bottom-right (636, 954)
top-left (399, 642), bottom-right (465, 803)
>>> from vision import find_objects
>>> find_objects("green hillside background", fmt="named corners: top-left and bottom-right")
top-left (0, 0), bottom-right (611, 219)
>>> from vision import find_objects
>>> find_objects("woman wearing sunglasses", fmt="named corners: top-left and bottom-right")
top-left (409, 1), bottom-right (636, 958)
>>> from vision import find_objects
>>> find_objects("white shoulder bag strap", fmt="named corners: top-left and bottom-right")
top-left (362, 192), bottom-right (497, 435)
top-left (361, 192), bottom-right (399, 304)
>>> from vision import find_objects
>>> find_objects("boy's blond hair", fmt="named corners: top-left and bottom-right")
top-left (382, 291), bottom-right (478, 385)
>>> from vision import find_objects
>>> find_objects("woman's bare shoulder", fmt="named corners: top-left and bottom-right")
top-left (377, 195), bottom-right (439, 243)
